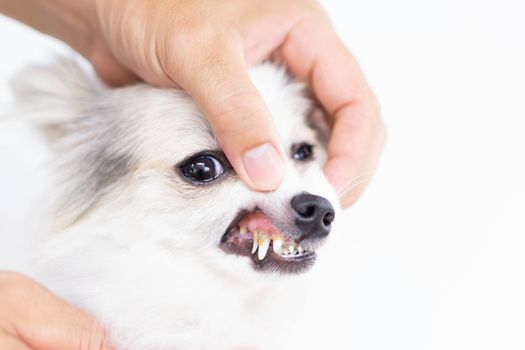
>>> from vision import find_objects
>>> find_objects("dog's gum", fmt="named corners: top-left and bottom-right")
top-left (236, 211), bottom-right (281, 238)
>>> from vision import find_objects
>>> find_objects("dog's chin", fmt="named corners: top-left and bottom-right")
top-left (220, 209), bottom-right (323, 274)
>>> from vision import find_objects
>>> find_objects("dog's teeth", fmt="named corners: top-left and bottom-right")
top-left (289, 245), bottom-right (295, 255)
top-left (240, 226), bottom-right (247, 235)
top-left (258, 235), bottom-right (271, 261)
top-left (297, 246), bottom-right (304, 254)
top-left (272, 238), bottom-right (283, 253)
top-left (251, 232), bottom-right (259, 254)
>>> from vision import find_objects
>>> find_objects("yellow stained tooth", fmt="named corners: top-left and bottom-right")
top-left (257, 231), bottom-right (266, 244)
top-left (258, 235), bottom-right (271, 261)
top-left (251, 232), bottom-right (259, 254)
top-left (240, 226), bottom-right (247, 235)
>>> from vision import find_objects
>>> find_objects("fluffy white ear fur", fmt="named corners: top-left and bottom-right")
top-left (6, 58), bottom-right (103, 127)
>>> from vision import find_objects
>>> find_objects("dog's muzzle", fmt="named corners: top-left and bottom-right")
top-left (220, 192), bottom-right (335, 274)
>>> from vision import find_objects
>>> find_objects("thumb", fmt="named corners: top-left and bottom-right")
top-left (170, 35), bottom-right (287, 191)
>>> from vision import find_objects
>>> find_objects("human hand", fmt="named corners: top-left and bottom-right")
top-left (0, 0), bottom-right (385, 207)
top-left (0, 271), bottom-right (114, 350)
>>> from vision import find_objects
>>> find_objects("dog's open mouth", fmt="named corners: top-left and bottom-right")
top-left (220, 210), bottom-right (317, 274)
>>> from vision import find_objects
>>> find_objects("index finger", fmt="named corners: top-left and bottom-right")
top-left (280, 11), bottom-right (384, 206)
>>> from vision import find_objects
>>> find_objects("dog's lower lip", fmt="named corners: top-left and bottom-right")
top-left (220, 210), bottom-right (317, 274)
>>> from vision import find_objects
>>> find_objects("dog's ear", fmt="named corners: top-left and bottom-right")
top-left (5, 57), bottom-right (105, 142)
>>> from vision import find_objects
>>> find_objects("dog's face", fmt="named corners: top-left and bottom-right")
top-left (13, 60), bottom-right (340, 280)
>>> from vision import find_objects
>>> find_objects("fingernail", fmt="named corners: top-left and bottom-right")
top-left (242, 143), bottom-right (284, 191)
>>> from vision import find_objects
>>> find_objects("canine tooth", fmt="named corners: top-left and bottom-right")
top-left (272, 238), bottom-right (283, 253)
top-left (251, 232), bottom-right (259, 254)
top-left (298, 246), bottom-right (304, 254)
top-left (289, 245), bottom-right (295, 254)
top-left (258, 235), bottom-right (271, 261)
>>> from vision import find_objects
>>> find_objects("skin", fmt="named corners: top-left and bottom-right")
top-left (0, 272), bottom-right (114, 350)
top-left (0, 0), bottom-right (385, 348)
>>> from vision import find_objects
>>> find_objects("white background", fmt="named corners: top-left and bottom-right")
top-left (1, 0), bottom-right (524, 349)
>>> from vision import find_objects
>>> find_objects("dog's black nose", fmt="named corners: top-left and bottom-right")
top-left (291, 193), bottom-right (335, 239)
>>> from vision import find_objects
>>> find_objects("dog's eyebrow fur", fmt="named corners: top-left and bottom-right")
top-left (306, 106), bottom-right (330, 148)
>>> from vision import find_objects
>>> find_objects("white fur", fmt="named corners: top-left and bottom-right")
top-left (9, 58), bottom-right (341, 350)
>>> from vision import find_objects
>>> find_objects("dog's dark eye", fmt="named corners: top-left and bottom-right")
top-left (292, 143), bottom-right (314, 161)
top-left (180, 155), bottom-right (225, 183)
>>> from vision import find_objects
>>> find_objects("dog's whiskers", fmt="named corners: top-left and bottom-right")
top-left (335, 172), bottom-right (375, 201)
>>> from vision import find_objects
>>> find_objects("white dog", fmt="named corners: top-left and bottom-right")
top-left (9, 58), bottom-right (342, 350)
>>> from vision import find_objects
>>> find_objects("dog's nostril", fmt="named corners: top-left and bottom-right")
top-left (298, 205), bottom-right (316, 219)
top-left (323, 211), bottom-right (335, 227)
